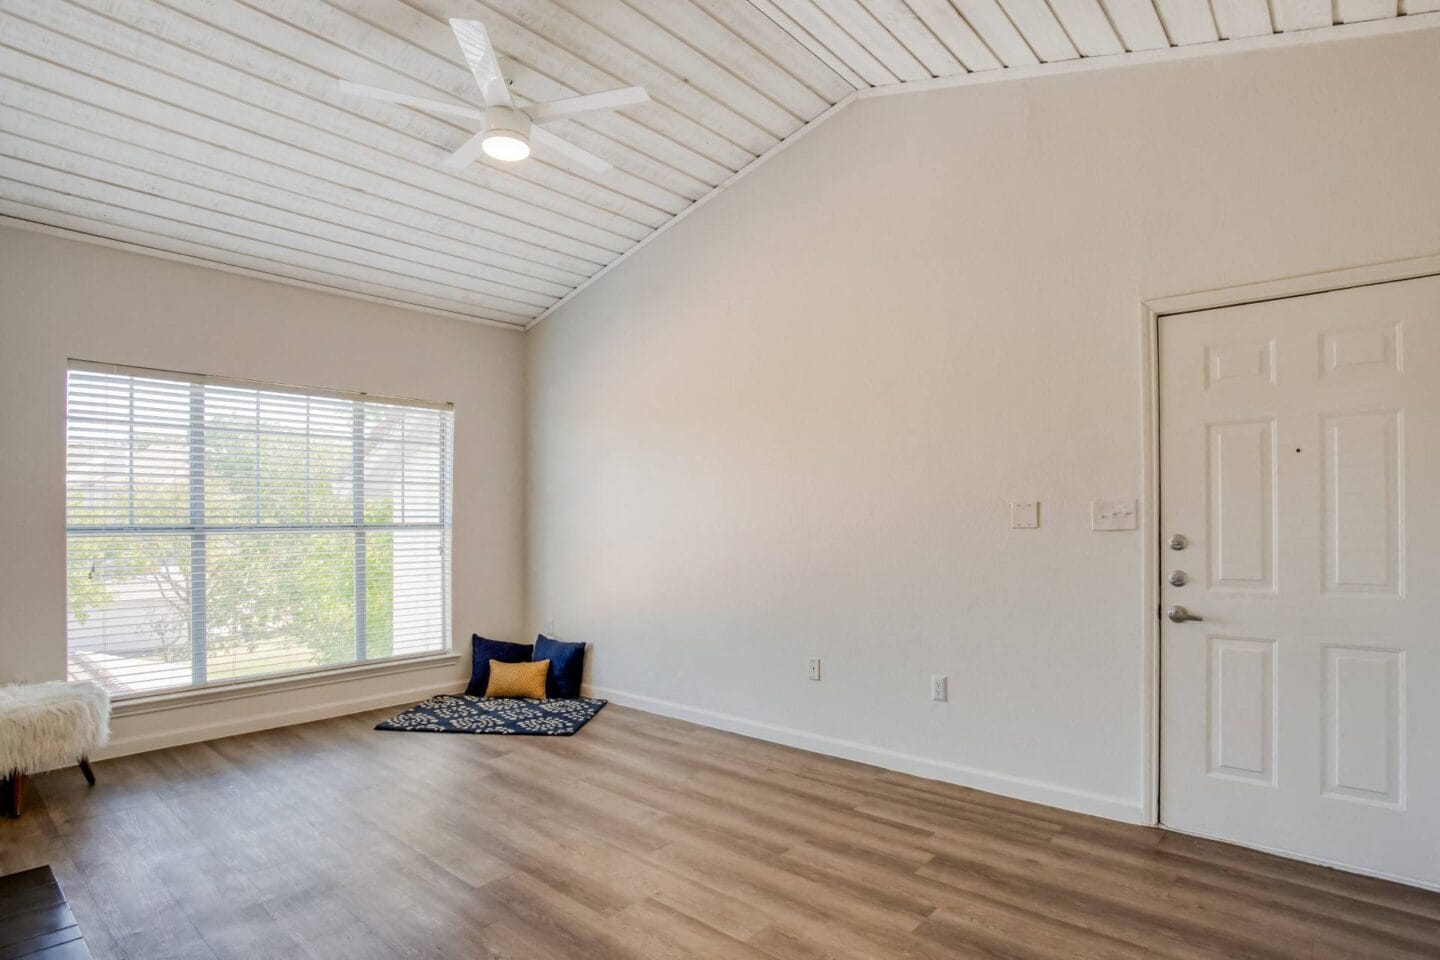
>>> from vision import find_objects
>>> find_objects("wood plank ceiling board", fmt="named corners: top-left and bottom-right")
top-left (690, 0), bottom-right (859, 102)
top-left (898, 0), bottom-right (1005, 70)
top-left (854, 0), bottom-right (969, 74)
top-left (1047, 0), bottom-right (1128, 55)
top-left (946, 0), bottom-right (1044, 65)
top-left (1152, 0), bottom-right (1221, 42)
top-left (1337, 0), bottom-right (1399, 21)
top-left (1100, 0), bottom-right (1174, 49)
top-left (757, 0), bottom-right (903, 84)
top-left (993, 0), bottom-right (1082, 60)
top-left (767, 0), bottom-right (923, 81)
top-left (1210, 0), bottom-right (1275, 38)
top-left (622, 0), bottom-right (844, 116)
top-left (0, 0), bottom-right (1433, 329)
top-left (1273, 0), bottom-right (1336, 29)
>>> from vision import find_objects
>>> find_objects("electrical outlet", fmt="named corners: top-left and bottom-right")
top-left (1091, 499), bottom-right (1137, 531)
top-left (1010, 501), bottom-right (1039, 529)
top-left (808, 658), bottom-right (822, 681)
top-left (931, 674), bottom-right (948, 702)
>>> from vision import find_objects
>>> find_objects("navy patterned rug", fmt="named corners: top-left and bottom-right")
top-left (375, 695), bottom-right (607, 736)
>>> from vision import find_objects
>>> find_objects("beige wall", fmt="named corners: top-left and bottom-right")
top-left (0, 227), bottom-right (525, 755)
top-left (526, 29), bottom-right (1440, 820)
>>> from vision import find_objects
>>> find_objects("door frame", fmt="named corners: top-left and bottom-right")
top-left (1137, 253), bottom-right (1440, 827)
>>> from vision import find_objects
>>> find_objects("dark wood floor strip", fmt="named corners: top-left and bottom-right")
top-left (0, 867), bottom-right (92, 960)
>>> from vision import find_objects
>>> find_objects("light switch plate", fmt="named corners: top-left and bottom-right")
top-left (1010, 501), bottom-right (1039, 529)
top-left (808, 658), bottom-right (822, 681)
top-left (1091, 499), bottom-right (1137, 531)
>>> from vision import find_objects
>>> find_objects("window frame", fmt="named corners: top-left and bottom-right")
top-left (65, 359), bottom-right (457, 703)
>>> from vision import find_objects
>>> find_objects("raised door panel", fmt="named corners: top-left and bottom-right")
top-left (1323, 646), bottom-right (1404, 806)
top-left (1323, 412), bottom-right (1402, 595)
top-left (1208, 636), bottom-right (1277, 785)
top-left (1208, 420), bottom-right (1277, 591)
top-left (1322, 322), bottom-right (1403, 377)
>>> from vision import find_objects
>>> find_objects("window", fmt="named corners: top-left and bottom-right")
top-left (65, 362), bottom-right (453, 697)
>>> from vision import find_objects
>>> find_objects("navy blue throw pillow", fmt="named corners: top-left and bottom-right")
top-left (534, 634), bottom-right (586, 699)
top-left (467, 635), bottom-right (533, 696)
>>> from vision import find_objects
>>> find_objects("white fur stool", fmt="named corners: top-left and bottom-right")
top-left (0, 680), bottom-right (110, 816)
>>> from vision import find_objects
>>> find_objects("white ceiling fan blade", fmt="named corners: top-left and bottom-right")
top-left (531, 126), bottom-right (611, 174)
top-left (441, 129), bottom-right (490, 171)
top-left (525, 87), bottom-right (650, 124)
top-left (449, 19), bottom-right (513, 108)
top-left (337, 80), bottom-right (483, 120)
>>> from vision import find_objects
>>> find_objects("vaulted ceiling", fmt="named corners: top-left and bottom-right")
top-left (1, 1), bottom-right (1434, 329)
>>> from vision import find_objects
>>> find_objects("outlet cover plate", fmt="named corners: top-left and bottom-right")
top-left (931, 674), bottom-right (948, 701)
top-left (1010, 501), bottom-right (1039, 529)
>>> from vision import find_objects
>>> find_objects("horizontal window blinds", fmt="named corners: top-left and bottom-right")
top-left (65, 364), bottom-right (453, 697)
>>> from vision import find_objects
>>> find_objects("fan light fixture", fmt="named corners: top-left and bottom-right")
top-left (481, 131), bottom-right (530, 162)
top-left (481, 106), bottom-right (531, 162)
top-left (339, 19), bottom-right (651, 174)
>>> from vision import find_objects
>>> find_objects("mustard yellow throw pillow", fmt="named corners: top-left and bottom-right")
top-left (485, 658), bottom-right (549, 699)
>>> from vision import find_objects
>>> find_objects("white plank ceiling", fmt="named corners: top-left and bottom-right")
top-left (1, 1), bottom-right (1434, 328)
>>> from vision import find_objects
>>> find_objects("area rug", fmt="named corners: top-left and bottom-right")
top-left (375, 695), bottom-right (606, 736)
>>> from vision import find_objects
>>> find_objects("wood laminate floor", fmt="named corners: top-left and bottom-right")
top-left (1, 704), bottom-right (1437, 960)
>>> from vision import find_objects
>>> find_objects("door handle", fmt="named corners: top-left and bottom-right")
top-left (1167, 605), bottom-right (1204, 624)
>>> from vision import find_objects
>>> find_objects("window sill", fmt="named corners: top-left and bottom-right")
top-left (110, 652), bottom-right (462, 719)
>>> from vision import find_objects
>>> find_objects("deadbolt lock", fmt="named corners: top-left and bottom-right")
top-left (1168, 570), bottom-right (1187, 587)
top-left (1168, 534), bottom-right (1188, 551)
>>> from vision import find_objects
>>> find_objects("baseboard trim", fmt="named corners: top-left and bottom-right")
top-left (590, 685), bottom-right (1145, 824)
top-left (98, 679), bottom-right (464, 760)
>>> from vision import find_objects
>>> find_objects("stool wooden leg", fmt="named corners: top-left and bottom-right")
top-left (78, 758), bottom-right (96, 786)
top-left (5, 772), bottom-right (23, 817)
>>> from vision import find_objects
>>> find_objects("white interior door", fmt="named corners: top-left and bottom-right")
top-left (1159, 274), bottom-right (1440, 890)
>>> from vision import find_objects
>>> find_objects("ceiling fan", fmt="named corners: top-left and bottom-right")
top-left (339, 19), bottom-right (649, 174)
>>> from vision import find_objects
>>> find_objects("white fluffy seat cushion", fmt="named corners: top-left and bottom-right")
top-left (0, 681), bottom-right (110, 774)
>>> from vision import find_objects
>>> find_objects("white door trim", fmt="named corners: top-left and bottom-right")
top-left (1137, 253), bottom-right (1440, 827)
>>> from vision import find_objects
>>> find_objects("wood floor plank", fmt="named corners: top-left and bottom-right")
top-left (916, 852), bottom-right (1289, 959)
top-left (1050, 829), bottom-right (1440, 946)
top-left (643, 870), bottom-right (775, 943)
top-left (0, 704), bottom-right (1435, 960)
top-left (608, 897), bottom-right (776, 960)
top-left (919, 900), bottom-right (1160, 960)
top-left (477, 871), bottom-right (640, 960)
top-left (1151, 832), bottom-right (1440, 922)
